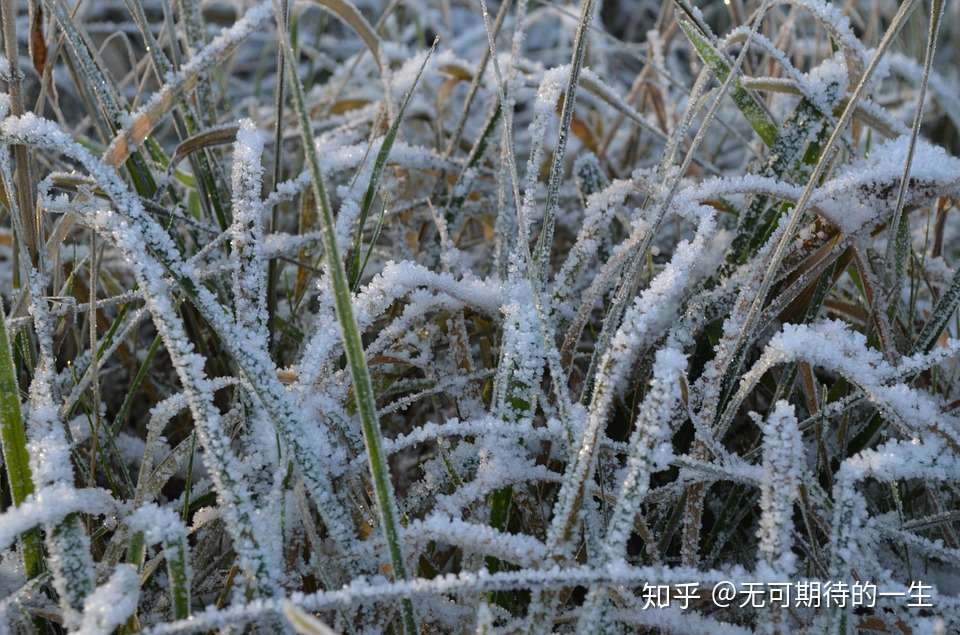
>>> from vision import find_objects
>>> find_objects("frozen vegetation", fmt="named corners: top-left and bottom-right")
top-left (0, 0), bottom-right (960, 632)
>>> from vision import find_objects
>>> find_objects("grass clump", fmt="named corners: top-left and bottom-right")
top-left (1, 0), bottom-right (960, 633)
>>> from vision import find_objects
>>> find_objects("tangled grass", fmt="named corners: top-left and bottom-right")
top-left (2, 0), bottom-right (960, 632)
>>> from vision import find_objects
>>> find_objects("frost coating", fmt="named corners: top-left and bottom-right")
top-left (75, 565), bottom-right (140, 635)
top-left (756, 401), bottom-right (801, 574)
top-left (2, 1), bottom-right (960, 633)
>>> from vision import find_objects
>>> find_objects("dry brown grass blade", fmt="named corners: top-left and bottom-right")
top-left (104, 0), bottom-right (388, 170)
top-left (306, 0), bottom-right (386, 76)
top-left (102, 4), bottom-right (275, 168)
top-left (166, 125), bottom-right (241, 178)
top-left (293, 188), bottom-right (317, 307)
top-left (104, 74), bottom-right (227, 168)
top-left (777, 233), bottom-right (849, 320)
top-left (798, 362), bottom-right (820, 416)
top-left (45, 211), bottom-right (77, 263)
top-left (29, 2), bottom-right (47, 76)
top-left (322, 98), bottom-right (371, 116)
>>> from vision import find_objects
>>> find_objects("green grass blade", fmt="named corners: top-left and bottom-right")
top-left (277, 9), bottom-right (418, 635)
top-left (914, 267), bottom-right (960, 353)
top-left (0, 298), bottom-right (42, 579)
top-left (679, 19), bottom-right (779, 147)
top-left (347, 39), bottom-right (437, 289)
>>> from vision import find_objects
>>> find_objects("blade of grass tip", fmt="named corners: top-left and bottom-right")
top-left (164, 125), bottom-right (243, 180)
top-left (882, 0), bottom-right (944, 295)
top-left (673, 0), bottom-right (711, 36)
top-left (283, 601), bottom-right (338, 635)
top-left (532, 0), bottom-right (596, 287)
top-left (276, 8), bottom-right (418, 635)
top-left (348, 38), bottom-right (437, 289)
top-left (714, 0), bottom-right (919, 422)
